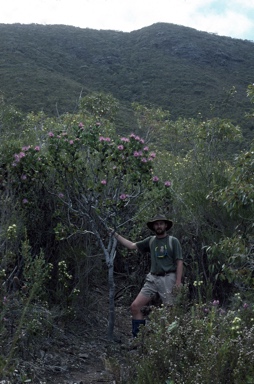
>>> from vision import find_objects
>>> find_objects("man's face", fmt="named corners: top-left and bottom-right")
top-left (153, 220), bottom-right (167, 235)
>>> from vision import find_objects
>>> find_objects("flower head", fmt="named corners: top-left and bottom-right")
top-left (99, 136), bottom-right (111, 142)
top-left (120, 137), bottom-right (130, 142)
top-left (22, 146), bottom-right (30, 151)
top-left (101, 179), bottom-right (107, 185)
top-left (152, 176), bottom-right (159, 182)
top-left (164, 181), bottom-right (171, 187)
top-left (118, 145), bottom-right (124, 150)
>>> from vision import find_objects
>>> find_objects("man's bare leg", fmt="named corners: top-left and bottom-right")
top-left (130, 293), bottom-right (151, 319)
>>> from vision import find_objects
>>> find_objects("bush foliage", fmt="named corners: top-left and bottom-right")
top-left (0, 86), bottom-right (253, 381)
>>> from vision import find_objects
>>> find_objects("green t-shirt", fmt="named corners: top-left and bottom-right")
top-left (136, 235), bottom-right (183, 274)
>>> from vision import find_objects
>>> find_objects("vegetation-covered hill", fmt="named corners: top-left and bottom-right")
top-left (0, 22), bottom-right (254, 139)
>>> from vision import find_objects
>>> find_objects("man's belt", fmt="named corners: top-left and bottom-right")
top-left (151, 271), bottom-right (176, 276)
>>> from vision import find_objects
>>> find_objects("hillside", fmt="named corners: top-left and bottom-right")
top-left (0, 22), bottom-right (254, 138)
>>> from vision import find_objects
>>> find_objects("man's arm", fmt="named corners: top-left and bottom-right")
top-left (113, 231), bottom-right (137, 250)
top-left (175, 259), bottom-right (183, 286)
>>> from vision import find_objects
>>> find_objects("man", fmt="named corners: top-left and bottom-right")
top-left (112, 214), bottom-right (183, 337)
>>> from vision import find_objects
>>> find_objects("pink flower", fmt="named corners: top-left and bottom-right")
top-left (21, 174), bottom-right (27, 180)
top-left (139, 138), bottom-right (144, 144)
top-left (243, 303), bottom-right (248, 309)
top-left (120, 137), bottom-right (130, 142)
top-left (58, 193), bottom-right (64, 198)
top-left (78, 122), bottom-right (84, 128)
top-left (48, 131), bottom-right (54, 137)
top-left (164, 181), bottom-right (171, 187)
top-left (101, 180), bottom-right (107, 185)
top-left (129, 133), bottom-right (136, 138)
top-left (19, 152), bottom-right (26, 158)
top-left (119, 194), bottom-right (127, 200)
top-left (118, 145), bottom-right (124, 150)
top-left (99, 136), bottom-right (111, 142)
top-left (152, 176), bottom-right (159, 182)
top-left (69, 140), bottom-right (74, 145)
top-left (149, 152), bottom-right (156, 158)
top-left (22, 198), bottom-right (28, 204)
top-left (34, 146), bottom-right (40, 151)
top-left (212, 300), bottom-right (219, 306)
top-left (141, 158), bottom-right (147, 163)
top-left (22, 146), bottom-right (30, 151)
top-left (143, 146), bottom-right (149, 151)
top-left (133, 151), bottom-right (140, 157)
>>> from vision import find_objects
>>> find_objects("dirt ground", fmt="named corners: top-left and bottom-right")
top-left (43, 306), bottom-right (134, 384)
top-left (2, 301), bottom-right (139, 384)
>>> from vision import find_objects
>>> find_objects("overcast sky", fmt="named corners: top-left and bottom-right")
top-left (1, 0), bottom-right (254, 41)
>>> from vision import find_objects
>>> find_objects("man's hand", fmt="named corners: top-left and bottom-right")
top-left (172, 283), bottom-right (183, 295)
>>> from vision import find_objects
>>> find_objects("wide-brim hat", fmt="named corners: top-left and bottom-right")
top-left (147, 214), bottom-right (173, 231)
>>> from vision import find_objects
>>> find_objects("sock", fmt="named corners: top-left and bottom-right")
top-left (132, 319), bottom-right (146, 337)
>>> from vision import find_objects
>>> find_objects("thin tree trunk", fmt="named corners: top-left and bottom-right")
top-left (108, 260), bottom-right (115, 340)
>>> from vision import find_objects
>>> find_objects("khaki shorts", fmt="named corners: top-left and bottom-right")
top-left (140, 272), bottom-right (176, 305)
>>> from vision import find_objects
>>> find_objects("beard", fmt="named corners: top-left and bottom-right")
top-left (154, 228), bottom-right (166, 236)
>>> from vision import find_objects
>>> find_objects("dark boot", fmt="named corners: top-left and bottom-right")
top-left (132, 319), bottom-right (146, 337)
